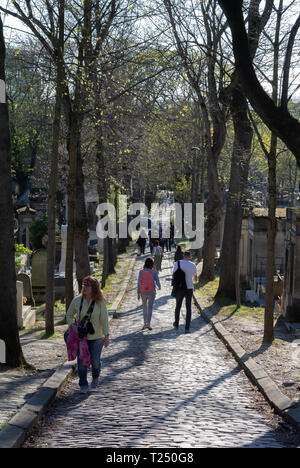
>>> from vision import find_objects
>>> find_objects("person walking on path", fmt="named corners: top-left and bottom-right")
top-left (136, 229), bottom-right (147, 255)
top-left (137, 258), bottom-right (161, 330)
top-left (152, 240), bottom-right (163, 272)
top-left (173, 251), bottom-right (197, 333)
top-left (174, 245), bottom-right (184, 262)
top-left (148, 229), bottom-right (153, 254)
top-left (66, 276), bottom-right (110, 394)
top-left (136, 234), bottom-right (146, 255)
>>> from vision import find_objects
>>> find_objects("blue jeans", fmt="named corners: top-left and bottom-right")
top-left (78, 338), bottom-right (104, 387)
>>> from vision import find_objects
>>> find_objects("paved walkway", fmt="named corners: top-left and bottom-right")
top-left (0, 333), bottom-right (67, 430)
top-left (23, 252), bottom-right (291, 448)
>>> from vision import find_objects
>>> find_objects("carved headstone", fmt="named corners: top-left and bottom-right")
top-left (17, 272), bottom-right (35, 306)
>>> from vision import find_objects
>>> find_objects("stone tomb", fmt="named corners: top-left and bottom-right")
top-left (16, 273), bottom-right (35, 307)
top-left (251, 208), bottom-right (286, 278)
top-left (57, 225), bottom-right (78, 298)
top-left (239, 209), bottom-right (287, 306)
top-left (16, 280), bottom-right (36, 329)
top-left (282, 207), bottom-right (300, 321)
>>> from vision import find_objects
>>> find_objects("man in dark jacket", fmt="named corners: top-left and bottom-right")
top-left (173, 251), bottom-right (197, 333)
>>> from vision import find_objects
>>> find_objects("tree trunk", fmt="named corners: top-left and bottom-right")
top-left (107, 238), bottom-right (116, 275)
top-left (197, 146), bottom-right (206, 261)
top-left (217, 85), bottom-right (253, 299)
top-left (74, 137), bottom-right (90, 292)
top-left (101, 238), bottom-right (109, 289)
top-left (264, 133), bottom-right (277, 342)
top-left (95, 126), bottom-right (109, 288)
top-left (263, 0), bottom-right (282, 342)
top-left (0, 16), bottom-right (27, 367)
top-left (201, 188), bottom-right (220, 281)
top-left (45, 0), bottom-right (64, 336)
top-left (65, 46), bottom-right (84, 310)
top-left (200, 104), bottom-right (223, 281)
top-left (65, 110), bottom-right (79, 309)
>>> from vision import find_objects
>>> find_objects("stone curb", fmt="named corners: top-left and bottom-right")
top-left (193, 291), bottom-right (300, 431)
top-left (109, 255), bottom-right (136, 319)
top-left (0, 252), bottom-right (137, 449)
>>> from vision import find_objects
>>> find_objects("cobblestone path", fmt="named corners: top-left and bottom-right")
top-left (24, 253), bottom-right (290, 448)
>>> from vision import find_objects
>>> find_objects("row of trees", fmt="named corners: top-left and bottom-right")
top-left (1, 0), bottom-right (300, 366)
top-left (217, 0), bottom-right (300, 342)
top-left (154, 0), bottom-right (300, 342)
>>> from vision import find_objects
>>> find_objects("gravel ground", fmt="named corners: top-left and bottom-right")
top-left (217, 313), bottom-right (300, 403)
top-left (197, 288), bottom-right (300, 405)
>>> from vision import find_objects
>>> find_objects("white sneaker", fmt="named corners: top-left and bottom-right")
top-left (80, 385), bottom-right (89, 394)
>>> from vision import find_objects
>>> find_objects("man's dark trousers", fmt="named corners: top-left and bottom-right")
top-left (174, 288), bottom-right (193, 330)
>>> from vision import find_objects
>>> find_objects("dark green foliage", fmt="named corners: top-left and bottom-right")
top-left (29, 212), bottom-right (59, 250)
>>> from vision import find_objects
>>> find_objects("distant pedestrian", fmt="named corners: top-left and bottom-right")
top-left (172, 251), bottom-right (197, 333)
top-left (170, 223), bottom-right (174, 249)
top-left (136, 233), bottom-right (146, 255)
top-left (152, 240), bottom-right (163, 272)
top-left (174, 245), bottom-right (184, 262)
top-left (137, 258), bottom-right (161, 330)
top-left (66, 276), bottom-right (110, 394)
top-left (148, 230), bottom-right (154, 254)
top-left (165, 236), bottom-right (172, 251)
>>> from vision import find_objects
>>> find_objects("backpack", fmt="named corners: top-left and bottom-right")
top-left (172, 261), bottom-right (187, 290)
top-left (140, 269), bottom-right (155, 293)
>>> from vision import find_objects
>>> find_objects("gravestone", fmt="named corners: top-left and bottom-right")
top-left (59, 224), bottom-right (76, 274)
top-left (17, 273), bottom-right (35, 306)
top-left (57, 225), bottom-right (78, 299)
top-left (31, 249), bottom-right (47, 303)
top-left (245, 290), bottom-right (260, 305)
top-left (16, 280), bottom-right (23, 327)
top-left (59, 224), bottom-right (67, 275)
top-left (16, 279), bottom-right (36, 328)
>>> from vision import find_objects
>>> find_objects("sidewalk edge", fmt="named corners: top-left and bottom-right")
top-left (193, 291), bottom-right (300, 431)
top-left (109, 255), bottom-right (136, 320)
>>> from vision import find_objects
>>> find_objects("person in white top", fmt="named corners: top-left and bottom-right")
top-left (153, 240), bottom-right (163, 272)
top-left (173, 251), bottom-right (197, 332)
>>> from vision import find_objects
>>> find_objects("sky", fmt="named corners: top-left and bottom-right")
top-left (2, 9), bottom-right (30, 42)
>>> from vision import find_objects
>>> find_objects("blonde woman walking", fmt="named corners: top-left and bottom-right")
top-left (66, 276), bottom-right (109, 394)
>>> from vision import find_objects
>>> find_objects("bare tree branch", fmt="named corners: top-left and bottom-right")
top-left (218, 0), bottom-right (300, 167)
top-left (281, 13), bottom-right (300, 112)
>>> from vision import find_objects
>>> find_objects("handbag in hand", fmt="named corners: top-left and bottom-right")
top-left (64, 297), bottom-right (95, 342)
